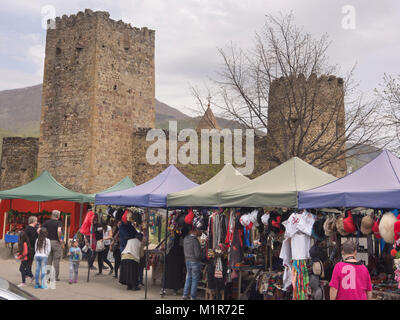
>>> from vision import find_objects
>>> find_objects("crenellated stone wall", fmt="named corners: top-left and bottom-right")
top-left (266, 73), bottom-right (347, 177)
top-left (37, 9), bottom-right (155, 193)
top-left (0, 137), bottom-right (39, 190)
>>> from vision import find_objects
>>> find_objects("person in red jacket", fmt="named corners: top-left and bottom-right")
top-left (16, 231), bottom-right (32, 287)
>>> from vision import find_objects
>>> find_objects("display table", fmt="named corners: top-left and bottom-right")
top-left (4, 234), bottom-right (18, 256)
top-left (232, 264), bottom-right (265, 300)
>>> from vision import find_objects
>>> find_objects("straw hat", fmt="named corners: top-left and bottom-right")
top-left (379, 212), bottom-right (397, 244)
top-left (361, 215), bottom-right (374, 235)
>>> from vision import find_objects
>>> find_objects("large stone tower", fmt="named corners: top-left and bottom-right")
top-left (37, 9), bottom-right (155, 193)
top-left (266, 74), bottom-right (347, 177)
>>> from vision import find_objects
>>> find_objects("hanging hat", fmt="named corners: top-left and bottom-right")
top-left (261, 213), bottom-right (270, 226)
top-left (323, 215), bottom-right (337, 236)
top-left (361, 215), bottom-right (374, 235)
top-left (394, 215), bottom-right (400, 242)
top-left (240, 214), bottom-right (251, 227)
top-left (343, 210), bottom-right (356, 234)
top-left (269, 213), bottom-right (283, 235)
top-left (121, 210), bottom-right (129, 224)
top-left (379, 212), bottom-right (397, 244)
top-left (184, 208), bottom-right (195, 225)
top-left (372, 217), bottom-right (382, 239)
top-left (312, 260), bottom-right (325, 278)
top-left (336, 214), bottom-right (349, 236)
top-left (312, 218), bottom-right (326, 241)
top-left (249, 210), bottom-right (259, 226)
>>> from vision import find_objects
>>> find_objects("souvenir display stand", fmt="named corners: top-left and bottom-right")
top-left (95, 165), bottom-right (198, 299)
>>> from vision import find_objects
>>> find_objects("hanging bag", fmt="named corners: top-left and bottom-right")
top-left (96, 239), bottom-right (105, 252)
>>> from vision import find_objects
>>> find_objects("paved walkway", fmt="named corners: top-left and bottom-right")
top-left (0, 257), bottom-right (183, 300)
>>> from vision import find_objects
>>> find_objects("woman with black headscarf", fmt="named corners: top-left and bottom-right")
top-left (161, 226), bottom-right (188, 296)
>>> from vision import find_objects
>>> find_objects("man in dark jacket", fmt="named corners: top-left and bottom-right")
top-left (24, 216), bottom-right (38, 282)
top-left (182, 228), bottom-right (202, 300)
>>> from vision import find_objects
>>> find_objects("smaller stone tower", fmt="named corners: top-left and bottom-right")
top-left (266, 73), bottom-right (347, 177)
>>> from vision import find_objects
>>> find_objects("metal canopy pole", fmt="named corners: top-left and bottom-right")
top-left (145, 207), bottom-right (150, 300)
top-left (87, 205), bottom-right (95, 282)
top-left (161, 208), bottom-right (169, 297)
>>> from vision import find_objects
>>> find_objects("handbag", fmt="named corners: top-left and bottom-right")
top-left (96, 240), bottom-right (105, 252)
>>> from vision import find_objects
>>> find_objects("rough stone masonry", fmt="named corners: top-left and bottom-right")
top-left (37, 9), bottom-right (155, 193)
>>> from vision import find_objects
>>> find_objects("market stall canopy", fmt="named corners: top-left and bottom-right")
top-left (95, 165), bottom-right (198, 208)
top-left (219, 157), bottom-right (337, 208)
top-left (298, 150), bottom-right (400, 209)
top-left (0, 171), bottom-right (91, 203)
top-left (84, 177), bottom-right (136, 202)
top-left (167, 164), bottom-right (250, 208)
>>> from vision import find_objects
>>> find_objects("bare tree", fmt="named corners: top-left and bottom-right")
top-left (193, 13), bottom-right (391, 173)
top-left (377, 73), bottom-right (400, 148)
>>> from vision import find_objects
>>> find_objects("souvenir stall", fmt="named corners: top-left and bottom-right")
top-left (95, 165), bottom-right (198, 299)
top-left (167, 160), bottom-right (337, 300)
top-left (299, 150), bottom-right (400, 300)
top-left (0, 171), bottom-right (92, 251)
top-left (216, 157), bottom-right (337, 300)
top-left (168, 164), bottom-right (252, 299)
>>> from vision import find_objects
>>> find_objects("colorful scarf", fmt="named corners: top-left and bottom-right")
top-left (291, 259), bottom-right (309, 300)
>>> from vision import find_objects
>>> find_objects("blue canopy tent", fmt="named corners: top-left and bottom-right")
top-left (94, 165), bottom-right (198, 298)
top-left (298, 150), bottom-right (400, 209)
top-left (95, 165), bottom-right (198, 207)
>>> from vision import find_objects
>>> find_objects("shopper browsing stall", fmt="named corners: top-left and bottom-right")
top-left (182, 228), bottom-right (202, 300)
top-left (329, 240), bottom-right (372, 300)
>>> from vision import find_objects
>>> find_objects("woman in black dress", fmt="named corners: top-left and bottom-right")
top-left (161, 229), bottom-right (186, 295)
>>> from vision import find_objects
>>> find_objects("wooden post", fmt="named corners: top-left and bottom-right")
top-left (79, 203), bottom-right (83, 227)
top-left (3, 211), bottom-right (7, 246)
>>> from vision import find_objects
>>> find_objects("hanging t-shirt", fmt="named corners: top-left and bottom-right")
top-left (281, 211), bottom-right (315, 261)
top-left (329, 261), bottom-right (372, 300)
top-left (291, 232), bottom-right (311, 260)
top-left (296, 210), bottom-right (315, 236)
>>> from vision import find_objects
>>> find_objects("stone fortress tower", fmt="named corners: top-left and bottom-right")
top-left (37, 9), bottom-right (155, 193)
top-left (266, 73), bottom-right (347, 177)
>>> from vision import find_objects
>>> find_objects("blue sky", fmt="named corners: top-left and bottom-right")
top-left (0, 0), bottom-right (399, 116)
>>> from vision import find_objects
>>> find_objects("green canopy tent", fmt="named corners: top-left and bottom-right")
top-left (0, 171), bottom-right (91, 203)
top-left (79, 176), bottom-right (136, 227)
top-left (219, 157), bottom-right (337, 208)
top-left (84, 176), bottom-right (136, 203)
top-left (167, 164), bottom-right (250, 207)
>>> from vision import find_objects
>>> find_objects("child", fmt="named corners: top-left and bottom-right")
top-left (16, 231), bottom-right (32, 287)
top-left (34, 228), bottom-right (51, 289)
top-left (68, 239), bottom-right (82, 284)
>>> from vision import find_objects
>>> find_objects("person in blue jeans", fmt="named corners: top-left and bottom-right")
top-left (183, 229), bottom-right (202, 300)
top-left (34, 228), bottom-right (51, 289)
top-left (68, 239), bottom-right (82, 284)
